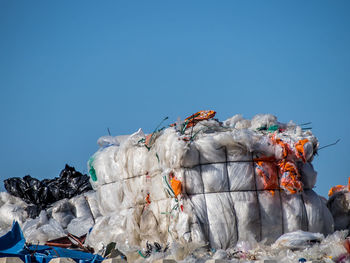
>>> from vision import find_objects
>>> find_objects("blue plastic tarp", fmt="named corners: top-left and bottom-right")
top-left (0, 221), bottom-right (25, 254)
top-left (0, 222), bottom-right (104, 263)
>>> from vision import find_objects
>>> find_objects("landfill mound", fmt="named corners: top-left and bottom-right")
top-left (85, 112), bottom-right (334, 254)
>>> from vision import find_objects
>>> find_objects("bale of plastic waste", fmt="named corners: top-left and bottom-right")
top-left (85, 112), bottom-right (334, 256)
top-left (327, 177), bottom-right (350, 232)
top-left (4, 164), bottom-right (93, 218)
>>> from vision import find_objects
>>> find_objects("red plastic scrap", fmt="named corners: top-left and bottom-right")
top-left (344, 238), bottom-right (350, 254)
top-left (145, 193), bottom-right (151, 204)
top-left (45, 233), bottom-right (93, 253)
top-left (45, 236), bottom-right (72, 248)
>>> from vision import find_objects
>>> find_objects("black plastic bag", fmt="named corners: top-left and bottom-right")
top-left (4, 164), bottom-right (93, 218)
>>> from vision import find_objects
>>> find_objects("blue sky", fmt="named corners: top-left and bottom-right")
top-left (0, 0), bottom-right (349, 197)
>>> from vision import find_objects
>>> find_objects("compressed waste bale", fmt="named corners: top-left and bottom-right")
top-left (281, 192), bottom-right (308, 233)
top-left (327, 178), bottom-right (350, 232)
top-left (328, 192), bottom-right (350, 231)
top-left (303, 190), bottom-right (334, 234)
top-left (4, 164), bottom-right (93, 218)
top-left (85, 112), bottom-right (334, 254)
top-left (258, 191), bottom-right (283, 244)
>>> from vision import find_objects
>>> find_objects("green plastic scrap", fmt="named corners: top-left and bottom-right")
top-left (267, 125), bottom-right (279, 132)
top-left (88, 157), bottom-right (97, 182)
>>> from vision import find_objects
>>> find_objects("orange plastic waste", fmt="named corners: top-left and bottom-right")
top-left (144, 133), bottom-right (154, 148)
top-left (255, 160), bottom-right (279, 195)
top-left (328, 177), bottom-right (350, 197)
top-left (175, 110), bottom-right (216, 129)
top-left (270, 133), bottom-right (292, 159)
top-left (328, 185), bottom-right (346, 197)
top-left (145, 193), bottom-right (151, 204)
top-left (278, 160), bottom-right (303, 194)
top-left (169, 172), bottom-right (182, 197)
top-left (295, 139), bottom-right (309, 163)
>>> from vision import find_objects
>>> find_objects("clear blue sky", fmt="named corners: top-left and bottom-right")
top-left (1, 1), bottom-right (349, 197)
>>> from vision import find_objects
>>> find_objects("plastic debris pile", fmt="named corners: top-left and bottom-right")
top-left (0, 165), bottom-right (100, 245)
top-left (117, 229), bottom-right (349, 262)
top-left (21, 190), bottom-right (100, 245)
top-left (0, 221), bottom-right (104, 263)
top-left (4, 164), bottom-right (93, 218)
top-left (85, 112), bottom-right (334, 258)
top-left (1, 112), bottom-right (347, 262)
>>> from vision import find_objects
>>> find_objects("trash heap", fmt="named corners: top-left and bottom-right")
top-left (0, 221), bottom-right (104, 263)
top-left (0, 165), bottom-right (100, 245)
top-left (4, 164), bottom-right (93, 218)
top-left (86, 112), bottom-right (334, 256)
top-left (123, 229), bottom-right (350, 262)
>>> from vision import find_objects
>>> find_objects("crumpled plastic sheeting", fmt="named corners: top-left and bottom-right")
top-left (272, 230), bottom-right (324, 250)
top-left (86, 113), bottom-right (333, 254)
top-left (22, 210), bottom-right (66, 244)
top-left (249, 230), bottom-right (349, 263)
top-left (104, 230), bottom-right (349, 262)
top-left (0, 190), bottom-right (100, 244)
top-left (0, 192), bottom-right (28, 235)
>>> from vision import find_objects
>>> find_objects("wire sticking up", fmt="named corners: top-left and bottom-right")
top-left (299, 122), bottom-right (312, 126)
top-left (318, 139), bottom-right (341, 151)
top-left (153, 116), bottom-right (169, 134)
top-left (107, 128), bottom-right (111, 136)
